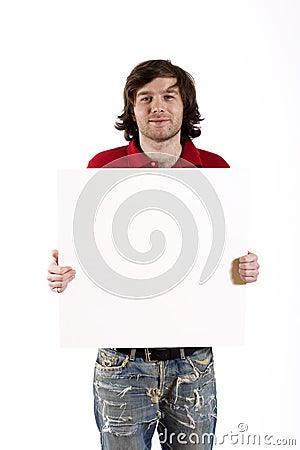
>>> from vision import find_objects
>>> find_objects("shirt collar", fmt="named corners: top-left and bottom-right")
top-left (126, 139), bottom-right (203, 168)
top-left (126, 140), bottom-right (157, 167)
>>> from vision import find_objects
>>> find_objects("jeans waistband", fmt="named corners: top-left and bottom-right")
top-left (114, 347), bottom-right (206, 362)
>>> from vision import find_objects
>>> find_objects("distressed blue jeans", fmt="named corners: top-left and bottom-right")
top-left (93, 347), bottom-right (217, 449)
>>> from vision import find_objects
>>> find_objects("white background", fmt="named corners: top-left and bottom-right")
top-left (0, 0), bottom-right (299, 448)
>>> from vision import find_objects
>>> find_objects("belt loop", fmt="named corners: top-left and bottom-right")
top-left (129, 348), bottom-right (136, 361)
top-left (180, 348), bottom-right (186, 359)
top-left (145, 348), bottom-right (151, 362)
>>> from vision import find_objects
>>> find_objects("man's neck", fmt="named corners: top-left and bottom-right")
top-left (139, 133), bottom-right (182, 168)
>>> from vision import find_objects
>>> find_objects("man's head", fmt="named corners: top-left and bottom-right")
top-left (115, 60), bottom-right (203, 143)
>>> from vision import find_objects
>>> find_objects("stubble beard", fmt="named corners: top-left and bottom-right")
top-left (141, 121), bottom-right (182, 144)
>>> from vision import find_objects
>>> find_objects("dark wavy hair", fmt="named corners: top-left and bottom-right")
top-left (115, 59), bottom-right (204, 142)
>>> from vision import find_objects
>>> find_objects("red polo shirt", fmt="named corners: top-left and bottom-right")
top-left (87, 139), bottom-right (230, 168)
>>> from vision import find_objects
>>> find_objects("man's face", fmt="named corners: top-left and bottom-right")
top-left (133, 77), bottom-right (184, 144)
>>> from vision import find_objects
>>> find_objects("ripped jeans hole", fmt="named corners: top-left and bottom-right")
top-left (179, 371), bottom-right (199, 383)
top-left (146, 388), bottom-right (162, 404)
top-left (103, 424), bottom-right (138, 437)
top-left (117, 386), bottom-right (132, 398)
top-left (194, 389), bottom-right (204, 409)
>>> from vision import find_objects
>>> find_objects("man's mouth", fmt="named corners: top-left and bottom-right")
top-left (149, 118), bottom-right (170, 125)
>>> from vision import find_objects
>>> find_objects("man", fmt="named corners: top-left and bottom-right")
top-left (48, 60), bottom-right (259, 449)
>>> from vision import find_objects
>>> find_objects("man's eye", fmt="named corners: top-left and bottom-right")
top-left (141, 97), bottom-right (151, 102)
top-left (165, 95), bottom-right (174, 100)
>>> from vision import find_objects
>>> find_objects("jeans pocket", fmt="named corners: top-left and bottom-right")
top-left (94, 349), bottom-right (129, 378)
top-left (186, 348), bottom-right (215, 378)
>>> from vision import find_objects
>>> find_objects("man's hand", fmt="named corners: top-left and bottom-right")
top-left (238, 252), bottom-right (260, 283)
top-left (47, 249), bottom-right (76, 293)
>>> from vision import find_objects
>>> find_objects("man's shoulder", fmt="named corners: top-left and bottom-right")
top-left (198, 148), bottom-right (230, 168)
top-left (183, 140), bottom-right (230, 168)
top-left (87, 145), bottom-right (128, 168)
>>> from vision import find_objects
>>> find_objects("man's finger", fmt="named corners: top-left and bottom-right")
top-left (239, 269), bottom-right (259, 278)
top-left (48, 265), bottom-right (74, 275)
top-left (59, 266), bottom-right (74, 275)
top-left (239, 276), bottom-right (257, 283)
top-left (239, 252), bottom-right (258, 263)
top-left (47, 270), bottom-right (76, 282)
top-left (239, 262), bottom-right (259, 270)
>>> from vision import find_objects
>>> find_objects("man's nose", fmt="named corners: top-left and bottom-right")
top-left (151, 97), bottom-right (165, 113)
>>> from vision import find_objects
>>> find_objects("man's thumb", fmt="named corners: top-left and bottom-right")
top-left (51, 249), bottom-right (59, 264)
